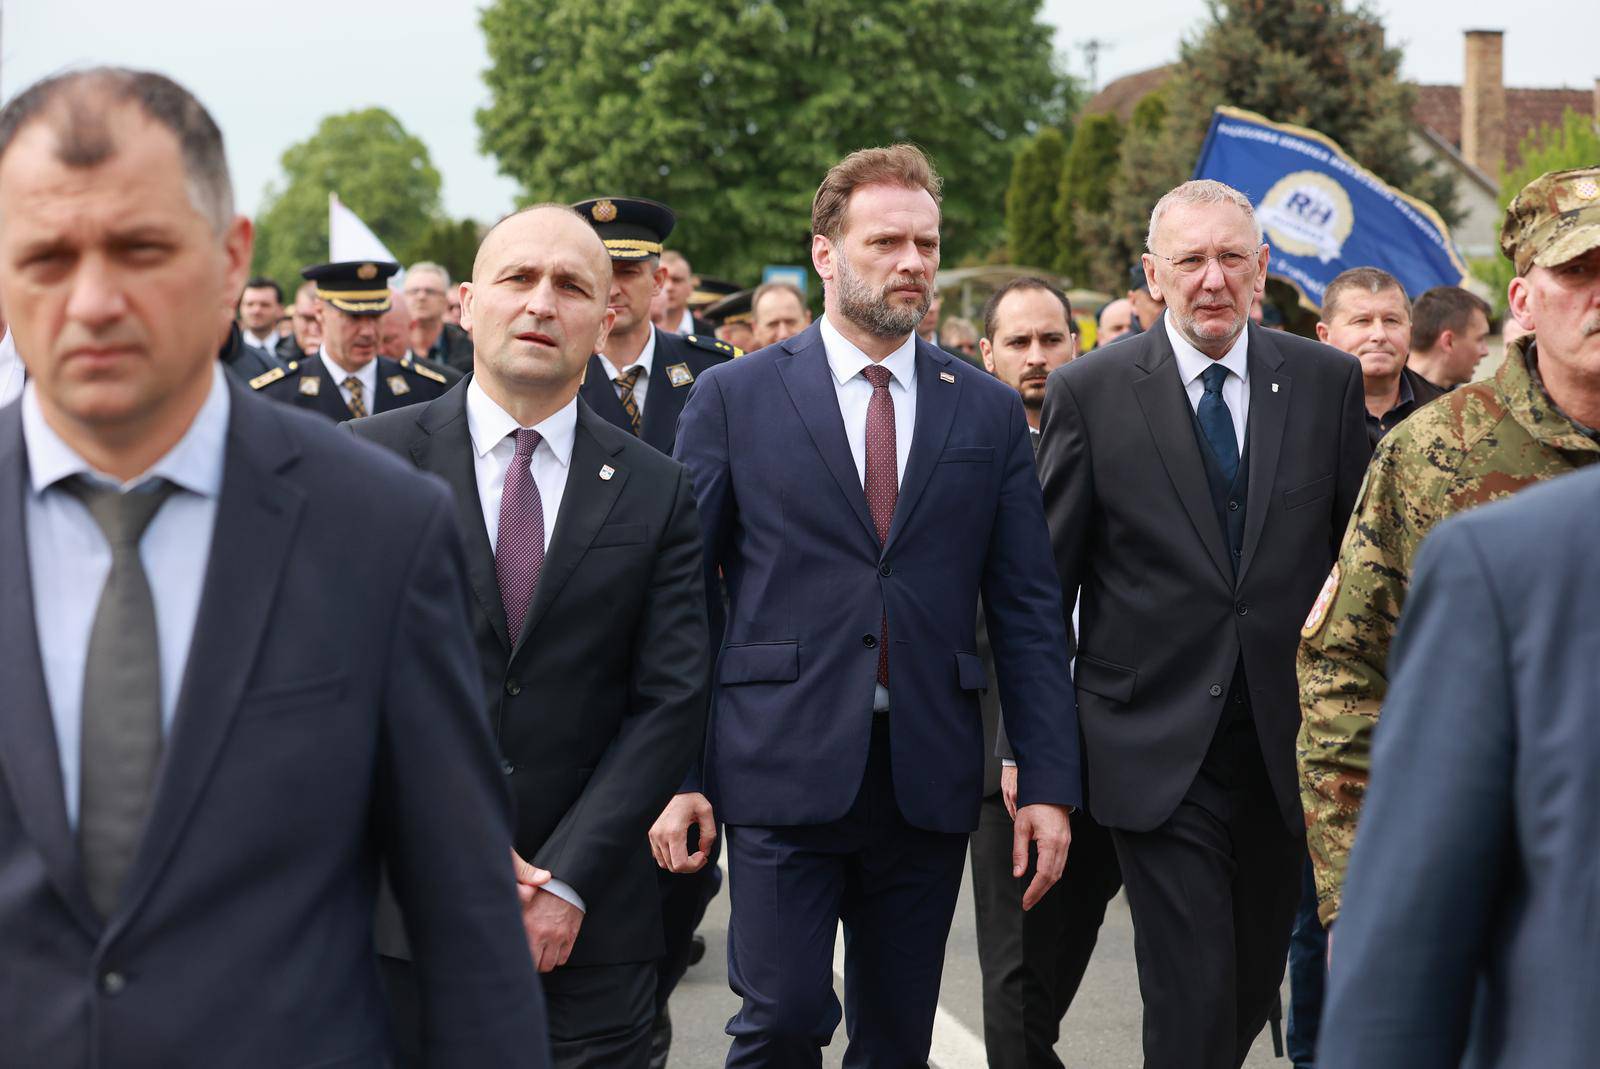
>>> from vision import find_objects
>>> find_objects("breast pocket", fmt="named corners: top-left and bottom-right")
top-left (238, 672), bottom-right (348, 719)
top-left (590, 522), bottom-right (647, 548)
top-left (718, 641), bottom-right (799, 685)
top-left (938, 446), bottom-right (995, 464)
top-left (1283, 474), bottom-right (1334, 511)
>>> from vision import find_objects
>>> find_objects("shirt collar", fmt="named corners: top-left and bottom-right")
top-left (318, 347), bottom-right (379, 395)
top-left (599, 326), bottom-right (658, 381)
top-left (465, 376), bottom-right (577, 468)
top-left (23, 361), bottom-right (230, 497)
top-left (820, 312), bottom-right (917, 390)
top-left (1165, 311), bottom-right (1249, 388)
top-left (243, 328), bottom-right (278, 351)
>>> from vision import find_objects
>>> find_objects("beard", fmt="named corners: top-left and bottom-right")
top-left (834, 249), bottom-right (931, 339)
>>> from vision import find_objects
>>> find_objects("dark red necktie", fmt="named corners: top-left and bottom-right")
top-left (495, 428), bottom-right (545, 643)
top-left (862, 364), bottom-right (897, 686)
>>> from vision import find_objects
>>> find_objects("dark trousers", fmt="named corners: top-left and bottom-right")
top-left (656, 837), bottom-right (723, 1011)
top-left (383, 953), bottom-right (653, 1069)
top-left (724, 716), bottom-right (968, 1069)
top-left (970, 792), bottom-right (1122, 1068)
top-left (1110, 692), bottom-right (1302, 1069)
top-left (1285, 855), bottom-right (1328, 1067)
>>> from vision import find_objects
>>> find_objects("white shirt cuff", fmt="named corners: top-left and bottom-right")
top-left (540, 877), bottom-right (586, 913)
top-left (1001, 758), bottom-right (1017, 768)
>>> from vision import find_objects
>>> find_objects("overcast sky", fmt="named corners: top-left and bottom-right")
top-left (2, 1), bottom-right (1594, 224)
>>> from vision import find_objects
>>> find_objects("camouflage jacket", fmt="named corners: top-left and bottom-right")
top-left (1296, 335), bottom-right (1600, 926)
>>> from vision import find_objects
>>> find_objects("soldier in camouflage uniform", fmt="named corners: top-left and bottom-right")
top-left (1297, 166), bottom-right (1600, 927)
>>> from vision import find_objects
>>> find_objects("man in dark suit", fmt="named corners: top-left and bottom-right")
top-left (1037, 180), bottom-right (1369, 1069)
top-left (350, 202), bottom-right (709, 1069)
top-left (0, 67), bottom-right (545, 1067)
top-left (251, 260), bottom-right (455, 419)
top-left (572, 196), bottom-right (739, 457)
top-left (668, 144), bottom-right (1079, 1067)
top-left (970, 278), bottom-right (1122, 1069)
top-left (1315, 467), bottom-right (1600, 1069)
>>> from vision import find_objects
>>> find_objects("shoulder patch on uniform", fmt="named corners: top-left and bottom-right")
top-left (387, 374), bottom-right (410, 396)
top-left (248, 366), bottom-right (285, 390)
top-left (685, 333), bottom-right (740, 359)
top-left (410, 361), bottom-right (448, 384)
top-left (298, 375), bottom-right (321, 396)
top-left (666, 362), bottom-right (694, 387)
top-left (1302, 563), bottom-right (1340, 638)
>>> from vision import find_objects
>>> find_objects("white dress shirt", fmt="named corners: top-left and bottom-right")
top-left (242, 328), bottom-right (281, 353)
top-left (676, 307), bottom-right (695, 334)
top-left (0, 329), bottom-right (23, 407)
top-left (25, 364), bottom-right (228, 826)
top-left (597, 325), bottom-right (658, 419)
top-left (820, 312), bottom-right (918, 713)
top-left (319, 349), bottom-right (378, 413)
top-left (464, 378), bottom-right (585, 912)
top-left (1164, 311), bottom-right (1249, 452)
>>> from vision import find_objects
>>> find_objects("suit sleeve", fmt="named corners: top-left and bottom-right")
top-left (375, 486), bottom-right (551, 1067)
top-left (980, 389), bottom-right (1081, 809)
top-left (530, 465), bottom-right (711, 895)
top-left (1316, 520), bottom-right (1513, 1069)
top-left (1331, 358), bottom-right (1372, 552)
top-left (671, 369), bottom-right (736, 793)
top-left (1036, 370), bottom-right (1092, 638)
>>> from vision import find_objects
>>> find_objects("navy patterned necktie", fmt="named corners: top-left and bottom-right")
top-left (1198, 363), bottom-right (1239, 485)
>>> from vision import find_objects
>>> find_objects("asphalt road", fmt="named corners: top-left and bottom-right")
top-left (660, 857), bottom-right (1292, 1068)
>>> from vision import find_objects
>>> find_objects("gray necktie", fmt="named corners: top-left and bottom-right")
top-left (65, 475), bottom-right (179, 916)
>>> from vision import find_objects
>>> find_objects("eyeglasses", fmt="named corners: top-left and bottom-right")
top-left (1150, 249), bottom-right (1258, 276)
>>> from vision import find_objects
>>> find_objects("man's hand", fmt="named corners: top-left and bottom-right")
top-left (512, 850), bottom-right (582, 972)
top-left (1000, 764), bottom-right (1019, 820)
top-left (649, 791), bottom-right (717, 873)
top-left (1012, 803), bottom-right (1072, 911)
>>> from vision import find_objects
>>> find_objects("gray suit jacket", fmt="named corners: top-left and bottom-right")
top-left (1319, 465), bottom-right (1600, 1069)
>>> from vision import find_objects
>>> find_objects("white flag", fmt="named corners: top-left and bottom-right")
top-left (329, 193), bottom-right (403, 286)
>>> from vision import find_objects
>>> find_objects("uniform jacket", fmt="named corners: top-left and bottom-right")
top-left (1319, 466), bottom-right (1600, 1069)
top-left (581, 329), bottom-right (737, 457)
top-left (674, 321), bottom-right (1080, 833)
top-left (1298, 335), bottom-right (1600, 923)
top-left (0, 384), bottom-right (546, 1068)
top-left (250, 353), bottom-right (455, 423)
top-left (217, 322), bottom-right (280, 383)
top-left (428, 322), bottom-right (475, 376)
top-left (349, 382), bottom-right (709, 966)
top-left (1038, 320), bottom-right (1370, 833)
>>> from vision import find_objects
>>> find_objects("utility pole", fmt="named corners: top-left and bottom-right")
top-left (1078, 38), bottom-right (1115, 94)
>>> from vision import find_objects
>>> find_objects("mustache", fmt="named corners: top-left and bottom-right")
top-left (1583, 317), bottom-right (1600, 338)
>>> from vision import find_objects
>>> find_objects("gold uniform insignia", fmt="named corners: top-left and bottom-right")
top-left (388, 375), bottom-right (410, 396)
top-left (249, 366), bottom-right (285, 390)
top-left (410, 362), bottom-right (448, 385)
top-left (667, 363), bottom-right (694, 388)
top-left (1301, 563), bottom-right (1340, 638)
top-left (592, 200), bottom-right (617, 222)
top-left (357, 262), bottom-right (378, 280)
top-left (298, 376), bottom-right (321, 396)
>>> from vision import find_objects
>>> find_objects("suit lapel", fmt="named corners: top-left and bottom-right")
top-left (514, 403), bottom-right (627, 655)
top-left (0, 408), bottom-right (102, 936)
top-left (883, 340), bottom-right (959, 554)
top-left (411, 380), bottom-right (509, 650)
top-left (112, 383), bottom-right (306, 931)
top-left (578, 355), bottom-right (633, 437)
top-left (1237, 326), bottom-right (1290, 584)
top-left (1129, 330), bottom-right (1234, 584)
top-left (774, 325), bottom-right (879, 547)
top-left (310, 360), bottom-right (349, 422)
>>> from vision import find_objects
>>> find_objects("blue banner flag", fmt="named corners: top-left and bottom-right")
top-left (1192, 106), bottom-right (1469, 308)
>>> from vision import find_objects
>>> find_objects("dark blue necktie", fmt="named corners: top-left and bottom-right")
top-left (1198, 363), bottom-right (1239, 485)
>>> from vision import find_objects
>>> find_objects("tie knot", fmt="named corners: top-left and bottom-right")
top-left (64, 476), bottom-right (179, 548)
top-left (1200, 363), bottom-right (1229, 395)
top-left (342, 375), bottom-right (363, 394)
top-left (616, 366), bottom-right (643, 388)
top-left (861, 364), bottom-right (892, 390)
top-left (511, 427), bottom-right (543, 457)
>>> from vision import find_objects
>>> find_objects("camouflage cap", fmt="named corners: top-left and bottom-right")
top-left (1500, 167), bottom-right (1600, 275)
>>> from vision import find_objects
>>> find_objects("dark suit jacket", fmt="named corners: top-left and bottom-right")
top-left (253, 354), bottom-right (453, 422)
top-left (1319, 467), bottom-right (1600, 1069)
top-left (428, 322), bottom-right (476, 375)
top-left (0, 384), bottom-right (546, 1067)
top-left (674, 321), bottom-right (1079, 834)
top-left (580, 329), bottom-right (735, 456)
top-left (1037, 321), bottom-right (1369, 831)
top-left (349, 382), bottom-right (709, 967)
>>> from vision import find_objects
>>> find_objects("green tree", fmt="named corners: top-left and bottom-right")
top-left (1054, 111), bottom-right (1123, 281)
top-left (415, 217), bottom-right (486, 289)
top-left (477, 0), bottom-right (1073, 282)
top-left (1006, 128), bottom-right (1069, 271)
top-left (1472, 108), bottom-right (1600, 311)
top-left (1078, 89), bottom-right (1172, 293)
top-left (253, 108), bottom-right (443, 293)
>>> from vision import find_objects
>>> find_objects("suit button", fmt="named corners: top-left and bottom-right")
top-left (505, 679), bottom-right (522, 696)
top-left (1228, 499), bottom-right (1240, 512)
top-left (100, 971), bottom-right (126, 996)
top-left (501, 760), bottom-right (515, 776)
top-left (879, 563), bottom-right (892, 577)
top-left (862, 634), bottom-right (877, 649)
top-left (1236, 602), bottom-right (1248, 616)
top-left (1209, 683), bottom-right (1223, 697)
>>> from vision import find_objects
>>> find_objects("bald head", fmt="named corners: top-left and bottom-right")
top-left (473, 203), bottom-right (611, 290)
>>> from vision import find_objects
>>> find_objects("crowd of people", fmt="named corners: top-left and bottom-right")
top-left (0, 63), bottom-right (1597, 1069)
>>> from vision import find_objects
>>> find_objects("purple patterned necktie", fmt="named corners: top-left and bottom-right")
top-left (495, 428), bottom-right (545, 643)
top-left (862, 363), bottom-right (897, 686)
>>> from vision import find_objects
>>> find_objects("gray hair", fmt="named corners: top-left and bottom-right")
top-left (406, 261), bottom-right (451, 288)
top-left (0, 67), bottom-right (234, 232)
top-left (1145, 180), bottom-right (1262, 253)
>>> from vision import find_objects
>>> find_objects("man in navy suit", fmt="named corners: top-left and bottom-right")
top-left (0, 68), bottom-right (547, 1067)
top-left (666, 144), bottom-right (1080, 1067)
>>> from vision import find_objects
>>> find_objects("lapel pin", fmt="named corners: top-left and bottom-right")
top-left (599, 464), bottom-right (615, 481)
top-left (939, 370), bottom-right (956, 383)
top-left (387, 375), bottom-right (410, 396)
top-left (667, 363), bottom-right (695, 387)
top-left (1271, 383), bottom-right (1280, 393)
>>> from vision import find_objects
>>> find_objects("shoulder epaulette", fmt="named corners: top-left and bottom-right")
top-left (411, 361), bottom-right (449, 385)
top-left (684, 334), bottom-right (742, 359)
top-left (249, 365), bottom-right (287, 390)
